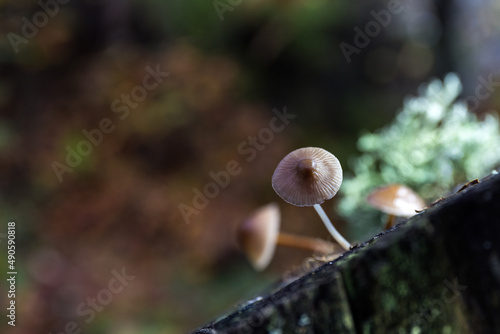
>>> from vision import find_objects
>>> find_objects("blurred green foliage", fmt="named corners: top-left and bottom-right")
top-left (338, 74), bottom-right (500, 240)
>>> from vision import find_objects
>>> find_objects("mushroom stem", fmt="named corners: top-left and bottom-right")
top-left (384, 214), bottom-right (396, 230)
top-left (313, 204), bottom-right (351, 250)
top-left (277, 232), bottom-right (333, 253)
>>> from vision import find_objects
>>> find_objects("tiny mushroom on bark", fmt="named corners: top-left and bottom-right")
top-left (366, 184), bottom-right (426, 229)
top-left (237, 203), bottom-right (335, 271)
top-left (271, 147), bottom-right (351, 251)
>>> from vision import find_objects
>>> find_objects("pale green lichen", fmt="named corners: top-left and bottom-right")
top-left (269, 329), bottom-right (283, 334)
top-left (411, 326), bottom-right (422, 334)
top-left (298, 314), bottom-right (311, 326)
top-left (338, 73), bottom-right (500, 239)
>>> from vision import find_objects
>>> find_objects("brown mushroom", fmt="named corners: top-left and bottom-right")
top-left (237, 203), bottom-right (336, 271)
top-left (271, 147), bottom-right (351, 250)
top-left (366, 184), bottom-right (426, 229)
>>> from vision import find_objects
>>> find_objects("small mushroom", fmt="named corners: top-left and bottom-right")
top-left (271, 147), bottom-right (351, 250)
top-left (366, 184), bottom-right (426, 229)
top-left (237, 203), bottom-right (336, 271)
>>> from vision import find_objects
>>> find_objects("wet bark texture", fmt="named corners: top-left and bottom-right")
top-left (192, 174), bottom-right (500, 334)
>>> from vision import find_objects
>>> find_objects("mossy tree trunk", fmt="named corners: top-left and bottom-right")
top-left (192, 174), bottom-right (500, 334)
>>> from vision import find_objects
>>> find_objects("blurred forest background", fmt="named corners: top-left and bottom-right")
top-left (0, 0), bottom-right (499, 333)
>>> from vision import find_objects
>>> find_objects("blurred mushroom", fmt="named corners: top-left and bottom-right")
top-left (366, 184), bottom-right (426, 229)
top-left (237, 203), bottom-right (336, 271)
top-left (271, 147), bottom-right (351, 250)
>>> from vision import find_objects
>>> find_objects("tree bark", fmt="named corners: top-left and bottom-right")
top-left (192, 173), bottom-right (500, 334)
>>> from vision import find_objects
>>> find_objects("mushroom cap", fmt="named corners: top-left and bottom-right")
top-left (236, 203), bottom-right (280, 271)
top-left (366, 184), bottom-right (426, 217)
top-left (272, 147), bottom-right (343, 207)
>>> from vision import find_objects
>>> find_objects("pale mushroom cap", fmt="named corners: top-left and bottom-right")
top-left (272, 147), bottom-right (343, 207)
top-left (366, 184), bottom-right (426, 217)
top-left (237, 203), bottom-right (280, 271)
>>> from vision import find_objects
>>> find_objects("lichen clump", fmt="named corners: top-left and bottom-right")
top-left (338, 73), bottom-right (500, 238)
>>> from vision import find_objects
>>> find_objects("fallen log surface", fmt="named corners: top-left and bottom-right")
top-left (192, 174), bottom-right (500, 334)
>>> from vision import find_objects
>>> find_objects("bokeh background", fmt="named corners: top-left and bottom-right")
top-left (1, 0), bottom-right (500, 333)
